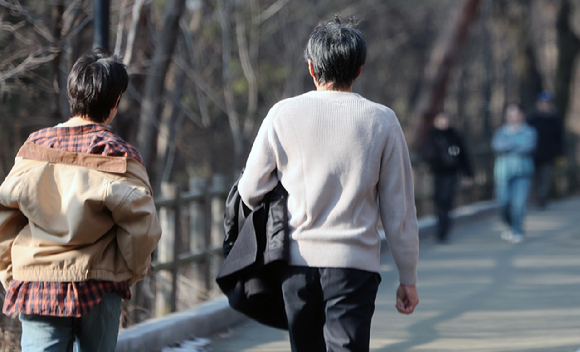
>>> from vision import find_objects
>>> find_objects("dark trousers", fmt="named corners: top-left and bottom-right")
top-left (433, 174), bottom-right (457, 242)
top-left (281, 266), bottom-right (381, 352)
top-left (534, 161), bottom-right (554, 208)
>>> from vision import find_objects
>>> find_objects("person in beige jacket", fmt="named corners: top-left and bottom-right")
top-left (0, 51), bottom-right (162, 352)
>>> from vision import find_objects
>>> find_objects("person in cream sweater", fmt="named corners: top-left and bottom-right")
top-left (238, 16), bottom-right (419, 352)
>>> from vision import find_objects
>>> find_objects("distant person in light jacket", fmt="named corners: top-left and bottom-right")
top-left (492, 103), bottom-right (537, 244)
top-left (237, 16), bottom-right (419, 352)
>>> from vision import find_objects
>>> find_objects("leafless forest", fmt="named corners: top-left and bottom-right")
top-left (1, 0), bottom-right (579, 194)
top-left (1, 0), bottom-right (580, 347)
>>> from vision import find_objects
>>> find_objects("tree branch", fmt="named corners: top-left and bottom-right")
top-left (0, 20), bottom-right (33, 44)
top-left (114, 0), bottom-right (130, 57)
top-left (124, 0), bottom-right (146, 66)
top-left (254, 0), bottom-right (290, 24)
top-left (235, 2), bottom-right (258, 123)
top-left (0, 0), bottom-right (55, 42)
top-left (0, 51), bottom-right (58, 82)
top-left (179, 19), bottom-right (212, 127)
top-left (172, 56), bottom-right (227, 116)
top-left (408, 0), bottom-right (482, 150)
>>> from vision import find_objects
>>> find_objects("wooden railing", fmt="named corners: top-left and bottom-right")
top-left (139, 175), bottom-right (230, 319)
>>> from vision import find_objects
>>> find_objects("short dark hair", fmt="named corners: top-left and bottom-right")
top-left (67, 51), bottom-right (129, 123)
top-left (304, 15), bottom-right (367, 89)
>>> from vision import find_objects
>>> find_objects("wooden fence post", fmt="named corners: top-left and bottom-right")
top-left (203, 179), bottom-right (212, 293)
top-left (189, 177), bottom-right (207, 303)
top-left (170, 186), bottom-right (182, 313)
top-left (156, 182), bottom-right (176, 317)
top-left (208, 174), bottom-right (228, 297)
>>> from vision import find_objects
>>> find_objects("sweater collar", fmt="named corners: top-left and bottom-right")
top-left (304, 90), bottom-right (362, 100)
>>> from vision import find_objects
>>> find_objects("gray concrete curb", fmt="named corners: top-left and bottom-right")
top-left (116, 296), bottom-right (246, 352)
top-left (116, 200), bottom-right (500, 352)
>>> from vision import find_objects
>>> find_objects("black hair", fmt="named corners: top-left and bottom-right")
top-left (67, 50), bottom-right (129, 123)
top-left (304, 15), bottom-right (366, 89)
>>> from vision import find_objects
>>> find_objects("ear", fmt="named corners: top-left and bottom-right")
top-left (356, 65), bottom-right (363, 78)
top-left (114, 95), bottom-right (121, 109)
top-left (308, 59), bottom-right (316, 78)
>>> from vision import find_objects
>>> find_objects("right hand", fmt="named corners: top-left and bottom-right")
top-left (395, 284), bottom-right (419, 315)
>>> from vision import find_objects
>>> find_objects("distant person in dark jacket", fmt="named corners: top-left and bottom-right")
top-left (421, 112), bottom-right (474, 243)
top-left (527, 90), bottom-right (564, 209)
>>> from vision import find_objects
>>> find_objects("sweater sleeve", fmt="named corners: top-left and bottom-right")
top-left (238, 113), bottom-right (279, 210)
top-left (378, 122), bottom-right (419, 286)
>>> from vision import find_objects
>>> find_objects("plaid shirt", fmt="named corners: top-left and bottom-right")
top-left (2, 123), bottom-right (143, 317)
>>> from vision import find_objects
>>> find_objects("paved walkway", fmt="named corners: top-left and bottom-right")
top-left (167, 197), bottom-right (580, 352)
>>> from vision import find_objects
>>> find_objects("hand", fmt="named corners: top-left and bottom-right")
top-left (396, 284), bottom-right (419, 315)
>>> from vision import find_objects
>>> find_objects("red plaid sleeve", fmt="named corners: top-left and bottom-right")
top-left (3, 280), bottom-right (130, 318)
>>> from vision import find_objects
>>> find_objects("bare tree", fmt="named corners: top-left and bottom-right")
top-left (555, 0), bottom-right (580, 122)
top-left (123, 0), bottom-right (146, 66)
top-left (216, 0), bottom-right (244, 170)
top-left (154, 36), bottom-right (189, 192)
top-left (235, 0), bottom-right (259, 132)
top-left (408, 0), bottom-right (482, 150)
top-left (49, 1), bottom-right (64, 121)
top-left (135, 0), bottom-right (187, 173)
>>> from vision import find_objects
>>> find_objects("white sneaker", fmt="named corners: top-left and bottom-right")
top-left (509, 233), bottom-right (524, 244)
top-left (501, 231), bottom-right (513, 242)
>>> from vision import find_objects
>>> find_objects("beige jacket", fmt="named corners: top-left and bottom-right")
top-left (0, 142), bottom-right (162, 290)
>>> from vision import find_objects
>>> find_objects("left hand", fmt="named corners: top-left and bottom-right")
top-left (396, 284), bottom-right (419, 315)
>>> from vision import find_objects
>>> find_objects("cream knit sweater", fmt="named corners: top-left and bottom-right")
top-left (238, 91), bottom-right (419, 285)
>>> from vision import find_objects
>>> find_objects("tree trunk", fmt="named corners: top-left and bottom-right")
top-left (555, 0), bottom-right (580, 122)
top-left (51, 2), bottom-right (64, 121)
top-left (136, 0), bottom-right (187, 173)
top-left (555, 0), bottom-right (580, 192)
top-left (520, 43), bottom-right (544, 111)
top-left (217, 0), bottom-right (243, 170)
top-left (235, 0), bottom-right (259, 129)
top-left (123, 0), bottom-right (146, 66)
top-left (408, 0), bottom-right (481, 150)
top-left (114, 0), bottom-right (129, 57)
top-left (480, 0), bottom-right (493, 142)
top-left (154, 39), bottom-right (187, 193)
